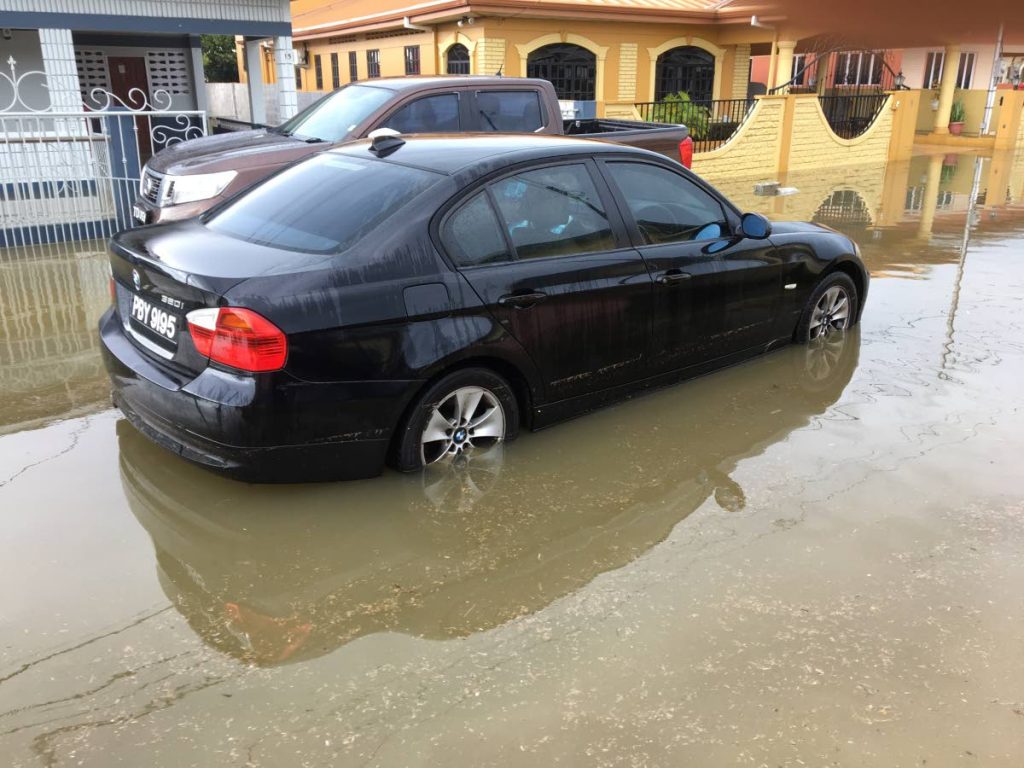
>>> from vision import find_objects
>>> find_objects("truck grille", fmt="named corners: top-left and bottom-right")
top-left (140, 169), bottom-right (163, 205)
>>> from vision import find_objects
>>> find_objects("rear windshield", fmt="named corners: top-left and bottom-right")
top-left (206, 153), bottom-right (440, 254)
top-left (274, 84), bottom-right (393, 142)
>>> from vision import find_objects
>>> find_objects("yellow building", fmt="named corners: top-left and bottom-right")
top-left (276, 0), bottom-right (814, 118)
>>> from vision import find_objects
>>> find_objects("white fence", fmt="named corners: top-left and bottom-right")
top-left (206, 82), bottom-right (323, 126)
top-left (1, 58), bottom-right (208, 246)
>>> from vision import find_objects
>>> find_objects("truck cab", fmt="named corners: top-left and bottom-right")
top-left (134, 76), bottom-right (689, 225)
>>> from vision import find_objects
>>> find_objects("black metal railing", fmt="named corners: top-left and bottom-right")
top-left (634, 98), bottom-right (753, 153)
top-left (817, 93), bottom-right (889, 139)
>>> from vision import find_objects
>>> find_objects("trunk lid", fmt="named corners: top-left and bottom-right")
top-left (109, 222), bottom-right (330, 374)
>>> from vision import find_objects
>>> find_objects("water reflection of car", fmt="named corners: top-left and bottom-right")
top-left (101, 134), bottom-right (869, 482)
top-left (120, 331), bottom-right (860, 667)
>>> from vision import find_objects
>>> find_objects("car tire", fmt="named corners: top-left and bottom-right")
top-left (392, 367), bottom-right (520, 473)
top-left (794, 272), bottom-right (859, 343)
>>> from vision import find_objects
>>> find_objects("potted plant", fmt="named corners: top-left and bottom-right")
top-left (948, 99), bottom-right (966, 136)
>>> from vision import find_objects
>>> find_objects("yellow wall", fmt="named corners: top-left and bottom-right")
top-left (784, 94), bottom-right (895, 173)
top-left (992, 88), bottom-right (1024, 149)
top-left (293, 29), bottom-right (437, 90)
top-left (692, 96), bottom-right (787, 179)
top-left (295, 16), bottom-right (773, 114)
top-left (916, 88), bottom-right (1000, 135)
top-left (693, 92), bottom-right (910, 181)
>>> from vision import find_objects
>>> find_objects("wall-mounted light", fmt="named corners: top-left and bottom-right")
top-left (1, 28), bottom-right (12, 40)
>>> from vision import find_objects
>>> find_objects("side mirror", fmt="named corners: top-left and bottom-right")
top-left (740, 212), bottom-right (771, 239)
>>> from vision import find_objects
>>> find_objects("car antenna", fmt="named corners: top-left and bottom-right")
top-left (367, 127), bottom-right (405, 157)
top-left (495, 64), bottom-right (503, 77)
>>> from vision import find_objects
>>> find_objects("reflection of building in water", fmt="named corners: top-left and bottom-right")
top-left (905, 185), bottom-right (954, 212)
top-left (0, 240), bottom-right (111, 431)
top-left (712, 147), bottom-right (1024, 279)
top-left (814, 189), bottom-right (873, 227)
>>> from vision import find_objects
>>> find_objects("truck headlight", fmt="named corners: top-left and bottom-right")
top-left (164, 171), bottom-right (238, 206)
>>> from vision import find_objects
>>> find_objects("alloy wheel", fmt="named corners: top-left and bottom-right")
top-left (420, 386), bottom-right (506, 466)
top-left (809, 285), bottom-right (851, 340)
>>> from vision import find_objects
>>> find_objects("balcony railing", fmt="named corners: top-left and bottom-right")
top-left (634, 98), bottom-right (754, 154)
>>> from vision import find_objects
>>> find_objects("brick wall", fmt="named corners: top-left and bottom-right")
top-left (785, 95), bottom-right (894, 173)
top-left (692, 96), bottom-right (786, 179)
top-left (693, 94), bottom-right (898, 181)
top-left (618, 43), bottom-right (638, 102)
top-left (731, 44), bottom-right (750, 101)
top-left (476, 38), bottom-right (507, 77)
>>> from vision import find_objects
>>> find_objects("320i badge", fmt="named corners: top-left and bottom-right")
top-left (100, 134), bottom-right (868, 482)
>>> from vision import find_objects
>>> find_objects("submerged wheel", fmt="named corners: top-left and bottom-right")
top-left (795, 272), bottom-right (859, 343)
top-left (393, 368), bottom-right (519, 472)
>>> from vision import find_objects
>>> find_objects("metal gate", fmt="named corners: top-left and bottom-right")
top-left (1, 58), bottom-right (208, 247)
top-left (527, 44), bottom-right (597, 118)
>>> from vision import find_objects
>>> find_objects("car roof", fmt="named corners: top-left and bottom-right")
top-left (329, 133), bottom-right (663, 176)
top-left (354, 76), bottom-right (551, 92)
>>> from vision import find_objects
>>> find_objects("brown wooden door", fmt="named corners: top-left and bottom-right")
top-left (108, 56), bottom-right (153, 162)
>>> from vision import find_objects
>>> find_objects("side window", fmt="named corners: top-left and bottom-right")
top-left (443, 193), bottom-right (511, 268)
top-left (383, 93), bottom-right (460, 133)
top-left (490, 164), bottom-right (615, 260)
top-left (477, 90), bottom-right (544, 132)
top-left (605, 162), bottom-right (727, 245)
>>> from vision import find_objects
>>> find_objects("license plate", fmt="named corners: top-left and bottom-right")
top-left (132, 204), bottom-right (147, 225)
top-left (129, 293), bottom-right (179, 345)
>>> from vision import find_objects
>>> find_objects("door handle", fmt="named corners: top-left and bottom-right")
top-left (656, 270), bottom-right (692, 286)
top-left (498, 291), bottom-right (547, 309)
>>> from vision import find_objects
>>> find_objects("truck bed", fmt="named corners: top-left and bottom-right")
top-left (562, 119), bottom-right (689, 162)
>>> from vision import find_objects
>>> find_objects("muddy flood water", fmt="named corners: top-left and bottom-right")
top-left (2, 149), bottom-right (1024, 767)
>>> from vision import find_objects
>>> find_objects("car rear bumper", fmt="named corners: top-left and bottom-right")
top-left (100, 307), bottom-right (418, 482)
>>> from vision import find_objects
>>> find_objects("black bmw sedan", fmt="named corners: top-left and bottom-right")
top-left (100, 133), bottom-right (867, 482)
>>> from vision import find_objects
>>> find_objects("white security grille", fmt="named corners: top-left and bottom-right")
top-left (1, 56), bottom-right (208, 246)
top-left (74, 49), bottom-right (111, 100)
top-left (147, 50), bottom-right (192, 96)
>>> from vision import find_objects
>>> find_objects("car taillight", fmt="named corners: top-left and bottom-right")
top-left (186, 307), bottom-right (287, 372)
top-left (109, 277), bottom-right (116, 303)
top-left (678, 136), bottom-right (693, 169)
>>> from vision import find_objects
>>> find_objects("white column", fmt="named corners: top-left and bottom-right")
top-left (38, 28), bottom-right (82, 113)
top-left (773, 41), bottom-right (797, 92)
top-left (244, 38), bottom-right (267, 125)
top-left (274, 36), bottom-right (298, 122)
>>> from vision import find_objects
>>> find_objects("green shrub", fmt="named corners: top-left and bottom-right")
top-left (650, 91), bottom-right (712, 140)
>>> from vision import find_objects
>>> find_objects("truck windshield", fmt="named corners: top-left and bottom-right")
top-left (274, 84), bottom-right (394, 143)
top-left (206, 153), bottom-right (440, 254)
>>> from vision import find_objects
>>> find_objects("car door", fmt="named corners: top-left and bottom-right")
top-left (441, 160), bottom-right (653, 401)
top-left (599, 159), bottom-right (782, 370)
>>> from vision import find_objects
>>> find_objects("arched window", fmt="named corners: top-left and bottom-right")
top-left (526, 43), bottom-right (596, 101)
top-left (446, 44), bottom-right (470, 75)
top-left (655, 46), bottom-right (714, 101)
